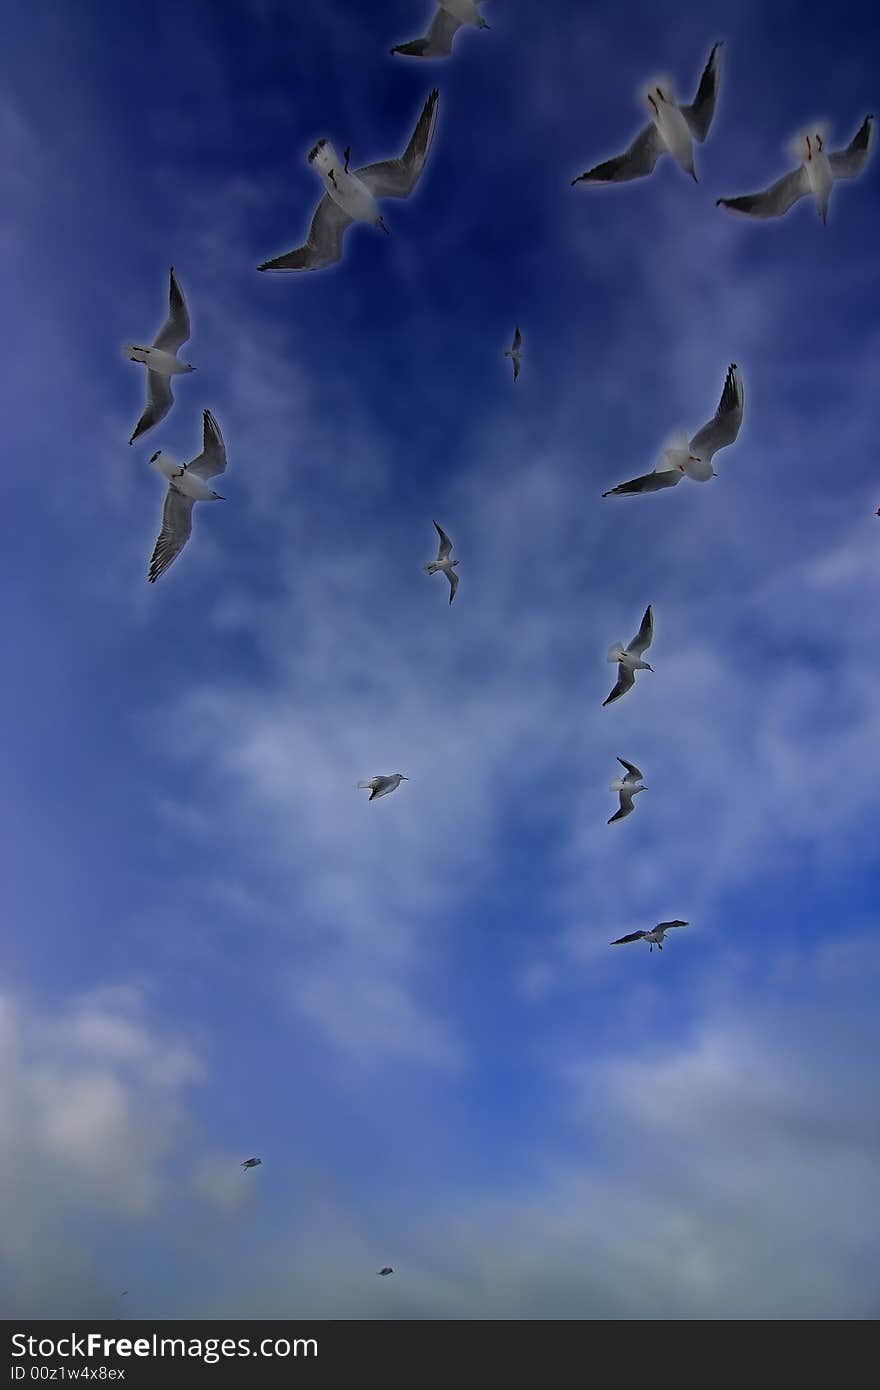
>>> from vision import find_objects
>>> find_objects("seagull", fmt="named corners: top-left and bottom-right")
top-left (602, 364), bottom-right (744, 497)
top-left (504, 326), bottom-right (523, 381)
top-left (124, 267), bottom-right (195, 445)
top-left (147, 409), bottom-right (227, 583)
top-left (611, 920), bottom-right (689, 953)
top-left (603, 605), bottom-right (653, 707)
top-left (391, 0), bottom-right (489, 59)
top-left (377, 1267), bottom-right (394, 1276)
top-left (241, 1157), bottom-right (262, 1171)
top-left (358, 774), bottom-right (409, 801)
top-left (258, 90), bottom-right (439, 272)
top-left (717, 115), bottom-right (874, 224)
top-left (424, 519), bottom-right (459, 603)
top-left (608, 757), bottom-right (647, 824)
top-left (572, 42), bottom-right (722, 186)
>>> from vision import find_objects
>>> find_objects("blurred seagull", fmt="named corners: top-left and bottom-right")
top-left (572, 42), bottom-right (722, 186)
top-left (602, 364), bottom-right (744, 497)
top-left (603, 605), bottom-right (654, 707)
top-left (611, 920), bottom-right (689, 953)
top-left (608, 757), bottom-right (647, 824)
top-left (147, 409), bottom-right (226, 583)
top-left (504, 326), bottom-right (523, 381)
top-left (358, 774), bottom-right (409, 801)
top-left (391, 0), bottom-right (489, 59)
top-left (258, 90), bottom-right (439, 272)
top-left (241, 1157), bottom-right (262, 1171)
top-left (377, 1267), bottom-right (394, 1276)
top-left (424, 519), bottom-right (459, 603)
top-left (124, 267), bottom-right (195, 445)
top-left (717, 114), bottom-right (874, 224)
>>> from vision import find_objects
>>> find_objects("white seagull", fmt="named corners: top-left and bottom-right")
top-left (717, 114), bottom-right (874, 224)
top-left (603, 605), bottom-right (654, 707)
top-left (258, 90), bottom-right (439, 272)
top-left (147, 409), bottom-right (227, 583)
top-left (124, 267), bottom-right (195, 445)
top-left (391, 0), bottom-right (489, 59)
top-left (358, 774), bottom-right (409, 801)
top-left (423, 519), bottom-right (459, 603)
top-left (602, 364), bottom-right (744, 497)
top-left (611, 920), bottom-right (689, 953)
top-left (572, 42), bottom-right (722, 186)
top-left (504, 326), bottom-right (523, 381)
top-left (608, 757), bottom-right (647, 824)
top-left (241, 1157), bottom-right (262, 1171)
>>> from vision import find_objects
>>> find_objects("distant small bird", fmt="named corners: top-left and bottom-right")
top-left (391, 0), bottom-right (489, 59)
top-left (717, 115), bottom-right (873, 223)
top-left (258, 90), bottom-right (439, 272)
top-left (358, 774), bottom-right (409, 801)
top-left (377, 1267), bottom-right (394, 1276)
top-left (147, 409), bottom-right (227, 583)
top-left (504, 326), bottom-right (523, 381)
top-left (603, 605), bottom-right (654, 706)
top-left (602, 364), bottom-right (743, 497)
top-left (608, 757), bottom-right (647, 823)
top-left (241, 1157), bottom-right (262, 1171)
top-left (423, 519), bottom-right (459, 603)
top-left (611, 920), bottom-right (689, 953)
top-left (124, 267), bottom-right (195, 445)
top-left (572, 42), bottom-right (722, 186)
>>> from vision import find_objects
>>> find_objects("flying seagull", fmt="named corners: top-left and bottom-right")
top-left (147, 409), bottom-right (227, 583)
top-left (258, 90), bottom-right (439, 272)
top-left (602, 364), bottom-right (743, 497)
top-left (717, 115), bottom-right (874, 224)
top-left (377, 1267), bottom-right (394, 1276)
top-left (241, 1157), bottom-right (262, 1171)
top-left (572, 42), bottom-right (722, 186)
top-left (611, 920), bottom-right (689, 953)
top-left (391, 0), bottom-right (489, 59)
top-left (424, 519), bottom-right (459, 603)
top-left (603, 605), bottom-right (654, 706)
top-left (608, 757), bottom-right (647, 824)
top-left (124, 267), bottom-right (195, 445)
top-left (358, 774), bottom-right (409, 801)
top-left (504, 326), bottom-right (523, 381)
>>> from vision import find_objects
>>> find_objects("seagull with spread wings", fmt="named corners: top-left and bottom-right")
top-left (572, 42), bottom-right (722, 187)
top-left (611, 921), bottom-right (689, 953)
top-left (258, 91), bottom-right (439, 272)
top-left (602, 365), bottom-right (743, 497)
top-left (147, 410), bottom-right (227, 583)
top-left (391, 0), bottom-right (489, 59)
top-left (603, 606), bottom-right (654, 707)
top-left (504, 326), bottom-right (523, 381)
top-left (608, 758), bottom-right (647, 824)
top-left (423, 519), bottom-right (459, 603)
top-left (717, 115), bottom-right (873, 224)
top-left (358, 775), bottom-right (409, 801)
top-left (124, 267), bottom-right (195, 445)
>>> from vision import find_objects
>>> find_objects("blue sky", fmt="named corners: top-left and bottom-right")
top-left (1, 0), bottom-right (879, 1319)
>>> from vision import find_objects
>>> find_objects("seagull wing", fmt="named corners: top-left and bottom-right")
top-left (186, 409), bottom-right (227, 480)
top-left (603, 664), bottom-right (635, 706)
top-left (391, 9), bottom-right (460, 58)
top-left (129, 371), bottom-right (174, 445)
top-left (258, 194), bottom-right (353, 272)
top-left (512, 325), bottom-right (522, 352)
top-left (608, 790), bottom-right (634, 823)
top-left (572, 124), bottom-right (664, 185)
top-left (680, 42), bottom-right (723, 142)
top-left (611, 931), bottom-right (647, 945)
top-left (617, 756), bottom-right (643, 780)
top-left (148, 487), bottom-right (194, 583)
top-left (433, 519), bottom-right (454, 560)
top-left (602, 468), bottom-right (683, 497)
top-left (689, 363), bottom-right (743, 461)
top-left (829, 114), bottom-right (874, 179)
top-left (627, 605), bottom-right (653, 657)
top-left (446, 568), bottom-right (459, 604)
top-left (717, 165), bottom-right (809, 218)
top-left (357, 89), bottom-right (439, 199)
top-left (656, 920), bottom-right (687, 931)
top-left (152, 267), bottom-right (191, 353)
